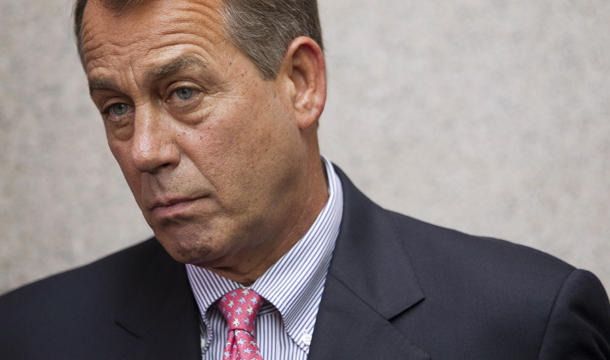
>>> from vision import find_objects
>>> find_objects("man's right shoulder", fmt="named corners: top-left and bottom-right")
top-left (0, 237), bottom-right (183, 356)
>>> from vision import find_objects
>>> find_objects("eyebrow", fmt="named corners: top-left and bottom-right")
top-left (88, 78), bottom-right (119, 95)
top-left (145, 55), bottom-right (209, 83)
top-left (88, 55), bottom-right (209, 95)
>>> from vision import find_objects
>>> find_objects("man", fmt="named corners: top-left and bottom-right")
top-left (1, 0), bottom-right (609, 359)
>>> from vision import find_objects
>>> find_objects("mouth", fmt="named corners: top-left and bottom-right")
top-left (150, 196), bottom-right (205, 219)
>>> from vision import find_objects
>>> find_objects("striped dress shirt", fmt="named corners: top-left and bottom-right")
top-left (186, 156), bottom-right (343, 360)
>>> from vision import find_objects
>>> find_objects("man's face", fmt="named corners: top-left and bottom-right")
top-left (81, 0), bottom-right (311, 270)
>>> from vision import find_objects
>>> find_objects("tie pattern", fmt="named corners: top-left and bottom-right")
top-left (217, 289), bottom-right (265, 360)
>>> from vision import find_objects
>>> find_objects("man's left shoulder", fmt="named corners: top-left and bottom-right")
top-left (328, 168), bottom-right (610, 358)
top-left (385, 209), bottom-right (576, 281)
top-left (384, 210), bottom-right (610, 358)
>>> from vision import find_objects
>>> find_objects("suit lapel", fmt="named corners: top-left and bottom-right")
top-left (112, 240), bottom-right (201, 360)
top-left (309, 276), bottom-right (429, 359)
top-left (309, 167), bottom-right (429, 359)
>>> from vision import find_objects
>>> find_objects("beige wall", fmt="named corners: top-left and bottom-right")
top-left (1, 0), bottom-right (609, 295)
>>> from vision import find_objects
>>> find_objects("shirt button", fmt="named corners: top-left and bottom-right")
top-left (302, 334), bottom-right (312, 346)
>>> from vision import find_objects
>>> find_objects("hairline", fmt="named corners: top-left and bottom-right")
top-left (75, 0), bottom-right (312, 79)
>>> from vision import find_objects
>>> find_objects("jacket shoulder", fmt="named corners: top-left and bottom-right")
top-left (0, 238), bottom-right (175, 358)
top-left (384, 210), bottom-right (610, 358)
top-left (385, 209), bottom-right (574, 275)
top-left (385, 209), bottom-right (577, 308)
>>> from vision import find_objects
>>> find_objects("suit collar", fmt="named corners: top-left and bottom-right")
top-left (309, 166), bottom-right (428, 359)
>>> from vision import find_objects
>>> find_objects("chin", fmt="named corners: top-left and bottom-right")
top-left (154, 230), bottom-right (218, 266)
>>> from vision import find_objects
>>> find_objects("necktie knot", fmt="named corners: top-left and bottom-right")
top-left (217, 289), bottom-right (263, 335)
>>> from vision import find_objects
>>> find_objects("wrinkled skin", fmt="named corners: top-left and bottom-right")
top-left (81, 0), bottom-right (328, 285)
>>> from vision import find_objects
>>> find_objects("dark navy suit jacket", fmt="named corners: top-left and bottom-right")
top-left (1, 168), bottom-right (609, 359)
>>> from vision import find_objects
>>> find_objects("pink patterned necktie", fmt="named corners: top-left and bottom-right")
top-left (217, 289), bottom-right (265, 360)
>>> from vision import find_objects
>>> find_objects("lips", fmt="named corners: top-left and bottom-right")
top-left (149, 196), bottom-right (204, 219)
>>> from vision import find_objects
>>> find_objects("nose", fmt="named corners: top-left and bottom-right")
top-left (130, 107), bottom-right (179, 173)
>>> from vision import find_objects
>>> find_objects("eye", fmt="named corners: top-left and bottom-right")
top-left (102, 102), bottom-right (133, 122)
top-left (110, 103), bottom-right (130, 116)
top-left (165, 85), bottom-right (202, 112)
top-left (174, 87), bottom-right (194, 101)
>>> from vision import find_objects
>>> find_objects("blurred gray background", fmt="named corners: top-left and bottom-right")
top-left (0, 0), bottom-right (608, 295)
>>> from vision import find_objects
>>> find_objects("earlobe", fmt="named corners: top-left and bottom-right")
top-left (280, 37), bottom-right (327, 131)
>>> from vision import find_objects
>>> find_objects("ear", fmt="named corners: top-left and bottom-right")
top-left (277, 36), bottom-right (327, 131)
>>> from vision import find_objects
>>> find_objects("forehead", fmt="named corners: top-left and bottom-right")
top-left (81, 0), bottom-right (228, 73)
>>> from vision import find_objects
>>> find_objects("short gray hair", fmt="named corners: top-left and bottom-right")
top-left (73, 0), bottom-right (323, 79)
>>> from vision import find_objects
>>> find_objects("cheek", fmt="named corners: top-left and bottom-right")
top-left (186, 94), bottom-right (264, 155)
top-left (179, 125), bottom-right (241, 191)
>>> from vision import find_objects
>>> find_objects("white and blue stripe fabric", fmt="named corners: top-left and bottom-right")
top-left (186, 156), bottom-right (343, 360)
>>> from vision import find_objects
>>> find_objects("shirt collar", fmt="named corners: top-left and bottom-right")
top-left (186, 156), bottom-right (343, 349)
